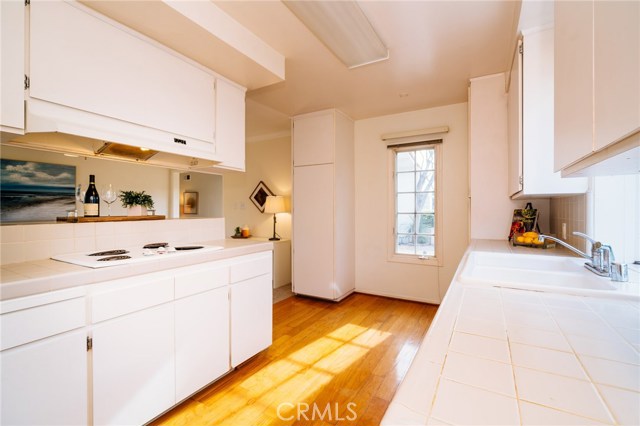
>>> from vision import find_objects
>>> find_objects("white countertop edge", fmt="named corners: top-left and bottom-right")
top-left (0, 239), bottom-right (273, 301)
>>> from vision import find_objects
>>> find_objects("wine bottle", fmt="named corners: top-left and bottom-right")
top-left (84, 175), bottom-right (100, 217)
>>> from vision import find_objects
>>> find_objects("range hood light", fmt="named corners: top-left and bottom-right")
top-left (64, 153), bottom-right (79, 157)
top-left (94, 142), bottom-right (159, 161)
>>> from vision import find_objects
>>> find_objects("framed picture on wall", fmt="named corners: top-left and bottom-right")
top-left (183, 191), bottom-right (198, 214)
top-left (0, 159), bottom-right (76, 222)
top-left (250, 181), bottom-right (274, 212)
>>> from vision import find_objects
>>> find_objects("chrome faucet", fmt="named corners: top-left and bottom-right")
top-left (539, 232), bottom-right (627, 281)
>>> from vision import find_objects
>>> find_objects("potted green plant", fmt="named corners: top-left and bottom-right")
top-left (119, 190), bottom-right (154, 216)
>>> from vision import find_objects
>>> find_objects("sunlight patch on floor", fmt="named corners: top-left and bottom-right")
top-left (192, 323), bottom-right (391, 426)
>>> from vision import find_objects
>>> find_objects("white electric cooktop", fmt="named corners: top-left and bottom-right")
top-left (51, 242), bottom-right (224, 268)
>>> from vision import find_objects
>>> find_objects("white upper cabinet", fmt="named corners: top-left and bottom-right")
top-left (214, 78), bottom-right (246, 171)
top-left (507, 39), bottom-right (523, 196)
top-left (508, 27), bottom-right (587, 197)
top-left (29, 0), bottom-right (216, 145)
top-left (292, 111), bottom-right (335, 166)
top-left (292, 109), bottom-right (355, 301)
top-left (0, 0), bottom-right (25, 135)
top-left (593, 1), bottom-right (639, 151)
top-left (554, 0), bottom-right (639, 173)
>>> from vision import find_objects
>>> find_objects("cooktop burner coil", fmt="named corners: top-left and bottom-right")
top-left (143, 242), bottom-right (169, 249)
top-left (88, 249), bottom-right (129, 256)
top-left (97, 255), bottom-right (132, 262)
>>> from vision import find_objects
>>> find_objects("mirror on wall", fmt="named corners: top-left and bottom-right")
top-left (0, 145), bottom-right (223, 223)
top-left (177, 172), bottom-right (223, 219)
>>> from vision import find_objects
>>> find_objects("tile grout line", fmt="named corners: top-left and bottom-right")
top-left (539, 293), bottom-right (619, 425)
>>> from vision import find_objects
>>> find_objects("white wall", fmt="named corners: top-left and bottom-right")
top-left (220, 135), bottom-right (291, 239)
top-left (469, 74), bottom-right (550, 239)
top-left (354, 103), bottom-right (469, 303)
top-left (1, 146), bottom-right (171, 218)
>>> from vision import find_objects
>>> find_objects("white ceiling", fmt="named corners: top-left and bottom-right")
top-left (82, 0), bottom-right (521, 139)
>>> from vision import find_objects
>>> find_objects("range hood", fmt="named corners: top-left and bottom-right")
top-left (1, 98), bottom-right (220, 171)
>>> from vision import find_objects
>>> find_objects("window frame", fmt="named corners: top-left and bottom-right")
top-left (387, 141), bottom-right (443, 266)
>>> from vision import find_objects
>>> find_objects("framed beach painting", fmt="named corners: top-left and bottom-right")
top-left (0, 159), bottom-right (76, 222)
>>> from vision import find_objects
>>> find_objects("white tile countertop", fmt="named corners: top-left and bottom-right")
top-left (0, 238), bottom-right (273, 301)
top-left (382, 240), bottom-right (640, 426)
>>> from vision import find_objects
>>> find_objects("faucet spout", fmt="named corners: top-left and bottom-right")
top-left (538, 234), bottom-right (592, 259)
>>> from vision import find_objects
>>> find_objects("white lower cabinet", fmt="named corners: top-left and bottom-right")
top-left (175, 286), bottom-right (230, 402)
top-left (92, 302), bottom-right (175, 426)
top-left (230, 252), bottom-right (273, 367)
top-left (231, 274), bottom-right (273, 367)
top-left (0, 329), bottom-right (88, 426)
top-left (0, 250), bottom-right (272, 425)
top-left (0, 290), bottom-right (87, 426)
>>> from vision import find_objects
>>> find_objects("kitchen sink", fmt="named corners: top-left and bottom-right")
top-left (458, 251), bottom-right (620, 294)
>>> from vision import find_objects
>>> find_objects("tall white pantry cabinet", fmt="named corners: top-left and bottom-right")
top-left (292, 109), bottom-right (355, 301)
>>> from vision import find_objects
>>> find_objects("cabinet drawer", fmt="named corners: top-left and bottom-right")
top-left (175, 264), bottom-right (229, 299)
top-left (229, 252), bottom-right (272, 284)
top-left (1, 297), bottom-right (85, 351)
top-left (91, 276), bottom-right (173, 323)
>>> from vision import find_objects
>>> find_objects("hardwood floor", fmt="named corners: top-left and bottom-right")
top-left (155, 293), bottom-right (438, 426)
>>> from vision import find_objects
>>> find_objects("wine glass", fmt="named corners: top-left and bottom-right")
top-left (102, 184), bottom-right (118, 216)
top-left (75, 184), bottom-right (84, 216)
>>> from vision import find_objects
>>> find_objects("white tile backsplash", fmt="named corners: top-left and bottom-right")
top-left (0, 218), bottom-right (225, 265)
top-left (0, 225), bottom-right (24, 243)
top-left (0, 242), bottom-right (25, 265)
top-left (549, 194), bottom-right (587, 252)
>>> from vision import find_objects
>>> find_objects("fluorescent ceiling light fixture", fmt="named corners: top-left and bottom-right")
top-left (283, 0), bottom-right (389, 69)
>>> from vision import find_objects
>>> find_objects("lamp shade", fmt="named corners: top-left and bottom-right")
top-left (264, 195), bottom-right (286, 214)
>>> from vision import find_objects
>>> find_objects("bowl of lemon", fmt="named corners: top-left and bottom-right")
top-left (512, 231), bottom-right (556, 248)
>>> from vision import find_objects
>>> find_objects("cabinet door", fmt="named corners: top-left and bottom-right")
top-left (230, 274), bottom-right (272, 367)
top-left (1, 330), bottom-right (87, 426)
top-left (593, 0), bottom-right (640, 150)
top-left (0, 0), bottom-right (25, 133)
top-left (92, 303), bottom-right (175, 426)
top-left (554, 0), bottom-right (594, 171)
top-left (215, 78), bottom-right (246, 170)
top-left (292, 164), bottom-right (335, 299)
top-left (29, 1), bottom-right (215, 143)
top-left (175, 286), bottom-right (230, 402)
top-left (293, 111), bottom-right (335, 166)
top-left (507, 40), bottom-right (523, 196)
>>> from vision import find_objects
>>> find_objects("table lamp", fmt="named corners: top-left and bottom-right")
top-left (264, 195), bottom-right (286, 241)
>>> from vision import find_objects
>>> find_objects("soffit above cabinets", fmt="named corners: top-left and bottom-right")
top-left (78, 0), bottom-right (285, 91)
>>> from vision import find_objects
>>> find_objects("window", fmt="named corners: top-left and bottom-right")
top-left (388, 142), bottom-right (442, 265)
